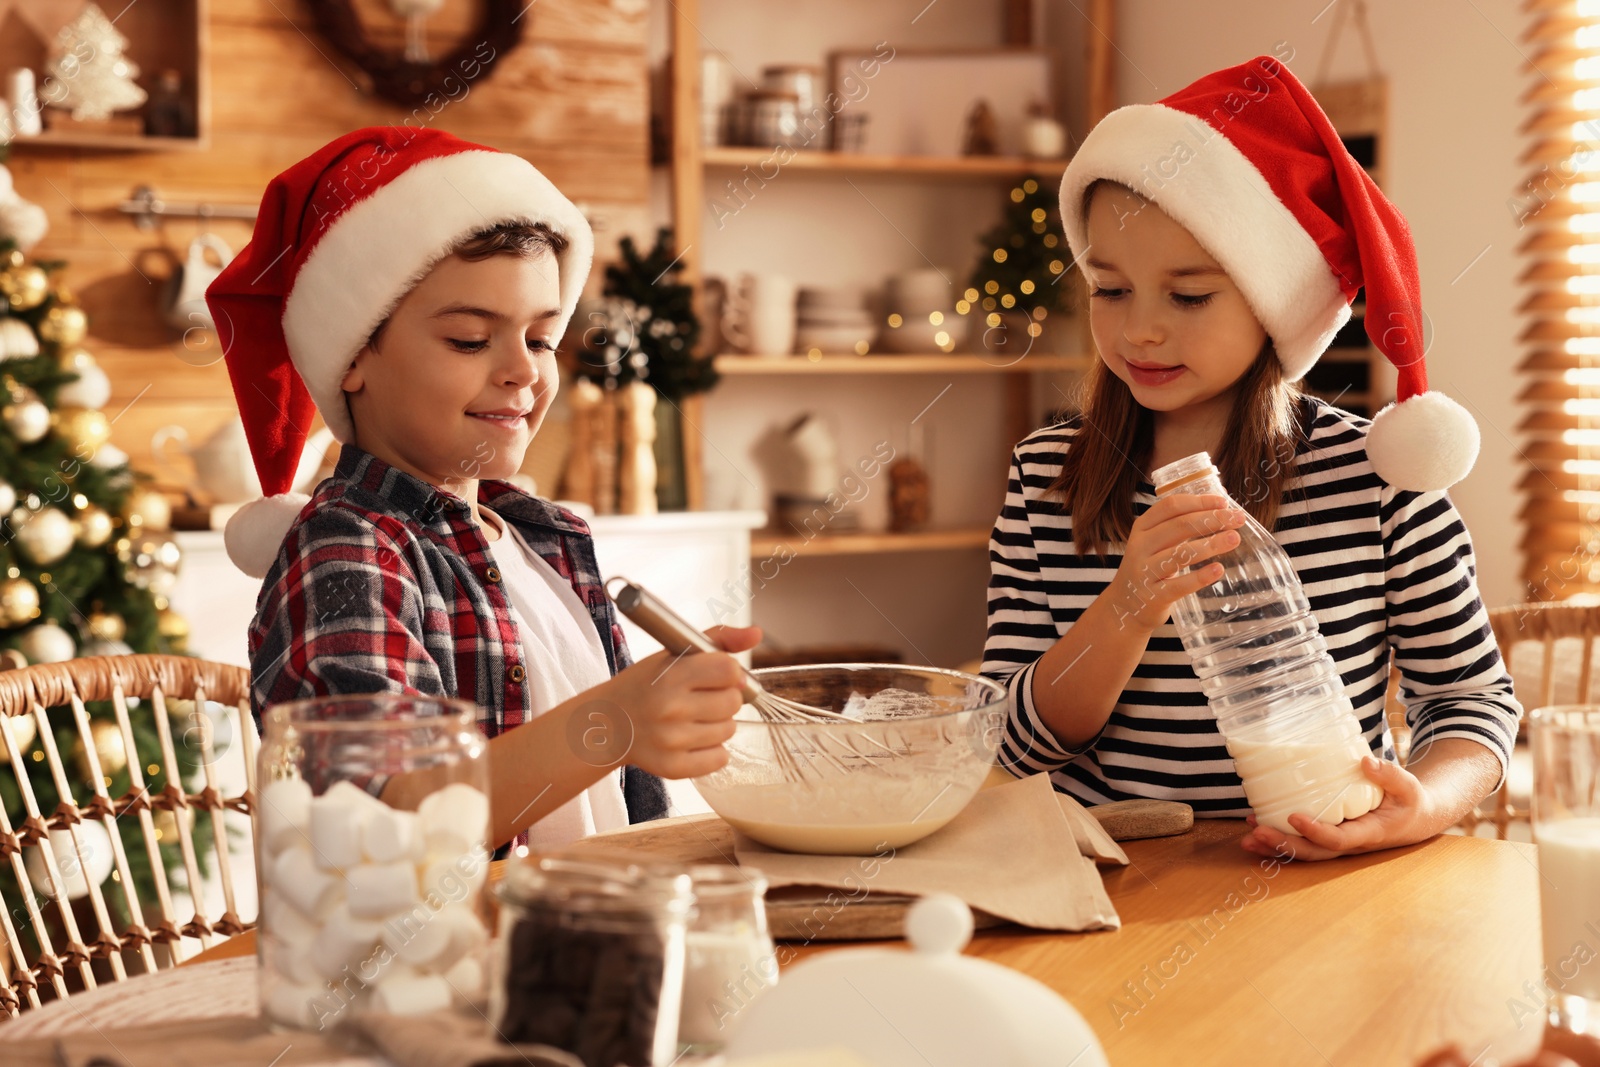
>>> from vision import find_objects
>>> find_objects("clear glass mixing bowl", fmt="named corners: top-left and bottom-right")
top-left (694, 664), bottom-right (1006, 855)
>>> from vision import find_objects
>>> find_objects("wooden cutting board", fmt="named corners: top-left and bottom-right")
top-left (563, 799), bottom-right (1194, 941)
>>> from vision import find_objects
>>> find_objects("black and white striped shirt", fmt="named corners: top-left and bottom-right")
top-left (982, 397), bottom-right (1521, 816)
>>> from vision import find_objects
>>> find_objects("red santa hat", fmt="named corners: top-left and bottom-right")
top-left (206, 127), bottom-right (593, 578)
top-left (1059, 55), bottom-right (1479, 492)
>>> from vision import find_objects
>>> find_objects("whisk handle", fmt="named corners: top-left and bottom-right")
top-left (607, 578), bottom-right (764, 702)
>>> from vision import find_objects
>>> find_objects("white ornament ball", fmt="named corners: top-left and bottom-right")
top-left (57, 354), bottom-right (111, 409)
top-left (91, 443), bottom-right (128, 470)
top-left (80, 637), bottom-right (133, 658)
top-left (0, 712), bottom-right (36, 763)
top-left (0, 165), bottom-right (16, 202)
top-left (0, 317), bottom-right (39, 360)
top-left (0, 479), bottom-right (15, 516)
top-left (18, 622), bottom-right (75, 664)
top-left (0, 199), bottom-right (49, 254)
top-left (4, 395), bottom-right (49, 443)
top-left (26, 822), bottom-right (113, 900)
top-left (16, 507), bottom-right (75, 565)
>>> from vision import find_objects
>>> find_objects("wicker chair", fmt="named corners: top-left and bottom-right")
top-left (1454, 603), bottom-right (1600, 839)
top-left (0, 654), bottom-right (257, 1017)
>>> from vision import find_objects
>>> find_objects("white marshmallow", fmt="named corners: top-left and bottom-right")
top-left (309, 785), bottom-right (372, 871)
top-left (325, 779), bottom-right (386, 811)
top-left (420, 851), bottom-right (488, 905)
top-left (369, 972), bottom-right (451, 1017)
top-left (258, 778), bottom-right (312, 856)
top-left (346, 861), bottom-right (418, 919)
top-left (261, 888), bottom-right (318, 944)
top-left (308, 903), bottom-right (385, 981)
top-left (431, 905), bottom-right (488, 973)
top-left (380, 905), bottom-right (451, 968)
top-left (313, 883), bottom-right (347, 922)
top-left (265, 980), bottom-right (325, 1029)
top-left (443, 954), bottom-right (485, 1005)
top-left (418, 784), bottom-right (488, 855)
top-left (271, 845), bottom-right (338, 917)
top-left (362, 805), bottom-right (418, 864)
top-left (263, 932), bottom-right (322, 988)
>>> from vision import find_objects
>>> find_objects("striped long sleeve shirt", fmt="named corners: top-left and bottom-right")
top-left (981, 397), bottom-right (1521, 816)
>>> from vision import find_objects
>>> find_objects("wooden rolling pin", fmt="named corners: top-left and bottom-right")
top-left (980, 766), bottom-right (1193, 841)
top-left (1088, 798), bottom-right (1194, 841)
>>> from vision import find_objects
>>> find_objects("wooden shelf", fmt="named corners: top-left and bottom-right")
top-left (715, 353), bottom-right (1090, 375)
top-left (750, 527), bottom-right (991, 558)
top-left (11, 130), bottom-right (205, 152)
top-left (0, 0), bottom-right (208, 154)
top-left (701, 146), bottom-right (1068, 178)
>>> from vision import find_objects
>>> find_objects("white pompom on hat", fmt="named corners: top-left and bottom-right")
top-left (1059, 55), bottom-right (1479, 492)
top-left (206, 127), bottom-right (594, 578)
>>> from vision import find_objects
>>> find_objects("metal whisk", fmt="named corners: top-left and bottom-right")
top-left (606, 578), bottom-right (852, 726)
top-left (607, 578), bottom-right (863, 782)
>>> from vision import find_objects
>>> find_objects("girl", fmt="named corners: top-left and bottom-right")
top-left (982, 57), bottom-right (1520, 861)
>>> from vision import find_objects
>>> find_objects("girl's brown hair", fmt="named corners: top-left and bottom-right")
top-left (1051, 181), bottom-right (1304, 555)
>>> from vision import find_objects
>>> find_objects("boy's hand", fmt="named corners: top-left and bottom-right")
top-left (1238, 756), bottom-right (1449, 861)
top-left (583, 625), bottom-right (762, 780)
top-left (1109, 493), bottom-right (1246, 633)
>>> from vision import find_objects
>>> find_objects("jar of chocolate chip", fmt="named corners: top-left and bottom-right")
top-left (492, 858), bottom-right (693, 1067)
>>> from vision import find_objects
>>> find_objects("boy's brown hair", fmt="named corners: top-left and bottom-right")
top-left (454, 221), bottom-right (569, 262)
top-left (366, 221), bottom-right (568, 350)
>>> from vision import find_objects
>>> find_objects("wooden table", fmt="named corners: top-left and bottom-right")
top-left (185, 817), bottom-right (1554, 1066)
top-left (923, 820), bottom-right (1547, 1066)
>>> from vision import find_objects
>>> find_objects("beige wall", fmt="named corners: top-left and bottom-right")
top-left (1098, 0), bottom-right (1526, 607)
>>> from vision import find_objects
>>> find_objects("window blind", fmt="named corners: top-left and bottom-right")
top-left (1520, 0), bottom-right (1600, 594)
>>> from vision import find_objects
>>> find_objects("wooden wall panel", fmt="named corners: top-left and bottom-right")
top-left (5, 0), bottom-right (650, 483)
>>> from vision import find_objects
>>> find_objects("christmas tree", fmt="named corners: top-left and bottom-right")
top-left (0, 162), bottom-right (203, 971)
top-left (43, 2), bottom-right (149, 123)
top-left (573, 228), bottom-right (716, 401)
top-left (964, 176), bottom-right (1072, 352)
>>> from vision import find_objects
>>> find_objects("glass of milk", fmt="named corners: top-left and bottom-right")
top-left (1531, 706), bottom-right (1600, 1034)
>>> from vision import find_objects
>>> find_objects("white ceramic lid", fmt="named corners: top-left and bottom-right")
top-left (724, 894), bottom-right (1109, 1067)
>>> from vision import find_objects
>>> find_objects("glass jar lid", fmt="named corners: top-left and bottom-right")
top-left (498, 856), bottom-right (692, 918)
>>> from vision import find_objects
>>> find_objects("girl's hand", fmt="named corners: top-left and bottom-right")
top-left (1238, 756), bottom-right (1450, 861)
top-left (1109, 493), bottom-right (1247, 632)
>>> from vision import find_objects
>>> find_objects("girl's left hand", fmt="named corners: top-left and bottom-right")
top-left (1238, 755), bottom-right (1450, 862)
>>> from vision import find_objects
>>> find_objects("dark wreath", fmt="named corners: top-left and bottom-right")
top-left (305, 0), bottom-right (526, 109)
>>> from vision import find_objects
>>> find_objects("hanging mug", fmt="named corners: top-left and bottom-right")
top-left (164, 233), bottom-right (233, 334)
top-left (720, 273), bottom-right (796, 356)
top-left (153, 418), bottom-right (334, 505)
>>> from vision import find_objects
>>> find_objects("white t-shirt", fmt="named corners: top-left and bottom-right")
top-left (483, 509), bottom-right (629, 851)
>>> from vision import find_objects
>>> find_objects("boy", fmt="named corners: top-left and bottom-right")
top-left (207, 127), bottom-right (753, 850)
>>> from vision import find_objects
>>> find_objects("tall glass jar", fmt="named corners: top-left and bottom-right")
top-left (492, 857), bottom-right (692, 1067)
top-left (679, 865), bottom-right (777, 1055)
top-left (255, 694), bottom-right (491, 1032)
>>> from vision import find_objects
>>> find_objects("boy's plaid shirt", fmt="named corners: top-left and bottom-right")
top-left (247, 444), bottom-right (668, 822)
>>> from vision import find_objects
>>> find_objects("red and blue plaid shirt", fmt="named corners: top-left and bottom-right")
top-left (246, 444), bottom-right (668, 824)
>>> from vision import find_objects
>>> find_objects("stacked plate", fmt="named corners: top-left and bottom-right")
top-left (879, 269), bottom-right (960, 354)
top-left (794, 286), bottom-right (876, 356)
